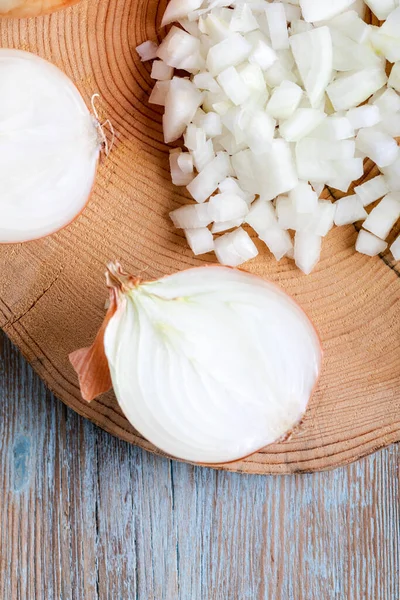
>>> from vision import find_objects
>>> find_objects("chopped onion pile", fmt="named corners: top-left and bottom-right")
top-left (138, 0), bottom-right (400, 273)
top-left (70, 263), bottom-right (322, 464)
top-left (0, 49), bottom-right (101, 243)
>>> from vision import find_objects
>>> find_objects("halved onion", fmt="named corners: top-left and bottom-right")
top-left (70, 264), bottom-right (322, 464)
top-left (0, 49), bottom-right (100, 243)
top-left (0, 0), bottom-right (79, 17)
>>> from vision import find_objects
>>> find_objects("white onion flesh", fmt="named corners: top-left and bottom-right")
top-left (363, 193), bottom-right (400, 240)
top-left (389, 63), bottom-right (400, 94)
top-left (299, 0), bottom-right (354, 23)
top-left (266, 80), bottom-right (303, 119)
top-left (334, 195), bottom-right (368, 226)
top-left (214, 227), bottom-right (258, 266)
top-left (289, 182), bottom-right (318, 213)
top-left (151, 60), bottom-right (174, 81)
top-left (79, 265), bottom-right (321, 464)
top-left (0, 49), bottom-right (100, 243)
top-left (184, 227), bottom-right (215, 254)
top-left (365, 0), bottom-right (397, 20)
top-left (326, 67), bottom-right (388, 112)
top-left (346, 105), bottom-right (381, 130)
top-left (139, 1), bottom-right (400, 273)
top-left (294, 231), bottom-right (322, 275)
top-left (259, 226), bottom-right (293, 260)
top-left (290, 27), bottom-right (333, 108)
top-left (355, 176), bottom-right (390, 207)
top-left (356, 229), bottom-right (388, 256)
top-left (391, 235), bottom-right (400, 260)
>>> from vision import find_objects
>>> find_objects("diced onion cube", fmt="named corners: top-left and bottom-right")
top-left (184, 227), bottom-right (214, 255)
top-left (244, 110), bottom-right (276, 154)
top-left (363, 193), bottom-right (400, 240)
top-left (202, 112), bottom-right (222, 137)
top-left (326, 176), bottom-right (353, 194)
top-left (206, 33), bottom-right (252, 76)
top-left (192, 138), bottom-right (215, 172)
top-left (290, 27), bottom-right (333, 108)
top-left (151, 60), bottom-right (174, 81)
top-left (290, 20), bottom-right (313, 35)
top-left (296, 143), bottom-right (336, 182)
top-left (373, 87), bottom-right (400, 114)
top-left (208, 193), bottom-right (249, 222)
top-left (211, 219), bottom-right (243, 234)
top-left (259, 226), bottom-right (293, 261)
top-left (370, 28), bottom-right (400, 64)
top-left (170, 152), bottom-right (194, 186)
top-left (326, 67), bottom-right (388, 112)
top-left (193, 72), bottom-right (221, 93)
top-left (279, 108), bottom-right (326, 142)
top-left (311, 116), bottom-right (354, 140)
top-left (391, 235), bottom-right (400, 260)
top-left (294, 231), bottom-right (322, 275)
top-left (346, 105), bottom-right (381, 130)
top-left (331, 157), bottom-right (364, 182)
top-left (354, 176), bottom-right (390, 207)
top-left (177, 152), bottom-right (194, 175)
top-left (382, 158), bottom-right (400, 192)
top-left (289, 182), bottom-right (318, 214)
top-left (299, 0), bottom-right (355, 23)
top-left (253, 139), bottom-right (299, 200)
top-left (249, 40), bottom-right (278, 71)
top-left (217, 66), bottom-right (251, 106)
top-left (149, 81), bottom-right (171, 106)
top-left (161, 0), bottom-right (203, 27)
top-left (379, 6), bottom-right (400, 38)
top-left (334, 195), bottom-right (368, 226)
top-left (170, 203), bottom-right (211, 229)
top-left (356, 229), bottom-right (388, 256)
top-left (231, 150), bottom-right (259, 194)
top-left (265, 3), bottom-right (290, 50)
top-left (355, 127), bottom-right (399, 169)
top-left (245, 199), bottom-right (277, 234)
top-left (163, 77), bottom-right (203, 143)
top-left (276, 195), bottom-right (308, 231)
top-left (157, 27), bottom-right (200, 69)
top-left (136, 41), bottom-right (159, 61)
top-left (327, 10), bottom-right (370, 44)
top-left (238, 63), bottom-right (267, 94)
top-left (388, 62), bottom-right (400, 94)
top-left (187, 152), bottom-right (232, 203)
top-left (214, 227), bottom-right (258, 267)
top-left (266, 81), bottom-right (303, 119)
top-left (310, 200), bottom-right (336, 237)
top-left (219, 177), bottom-right (254, 204)
top-left (364, 0), bottom-right (397, 20)
top-left (230, 4), bottom-right (259, 34)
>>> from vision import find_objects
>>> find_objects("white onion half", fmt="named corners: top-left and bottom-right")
top-left (70, 264), bottom-right (322, 464)
top-left (0, 49), bottom-right (100, 243)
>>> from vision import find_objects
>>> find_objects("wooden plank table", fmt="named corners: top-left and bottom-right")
top-left (1, 330), bottom-right (399, 600)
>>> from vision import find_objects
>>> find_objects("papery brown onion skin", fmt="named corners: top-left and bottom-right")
top-left (0, 0), bottom-right (80, 18)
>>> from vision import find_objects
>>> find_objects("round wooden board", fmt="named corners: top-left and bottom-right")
top-left (0, 0), bottom-right (399, 475)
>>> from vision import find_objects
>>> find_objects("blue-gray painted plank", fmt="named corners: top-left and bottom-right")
top-left (0, 332), bottom-right (399, 600)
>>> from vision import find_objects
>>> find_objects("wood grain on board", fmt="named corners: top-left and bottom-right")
top-left (1, 332), bottom-right (399, 600)
top-left (0, 0), bottom-right (399, 474)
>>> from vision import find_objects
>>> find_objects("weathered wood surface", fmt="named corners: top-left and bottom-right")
top-left (0, 0), bottom-right (399, 475)
top-left (1, 332), bottom-right (399, 600)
